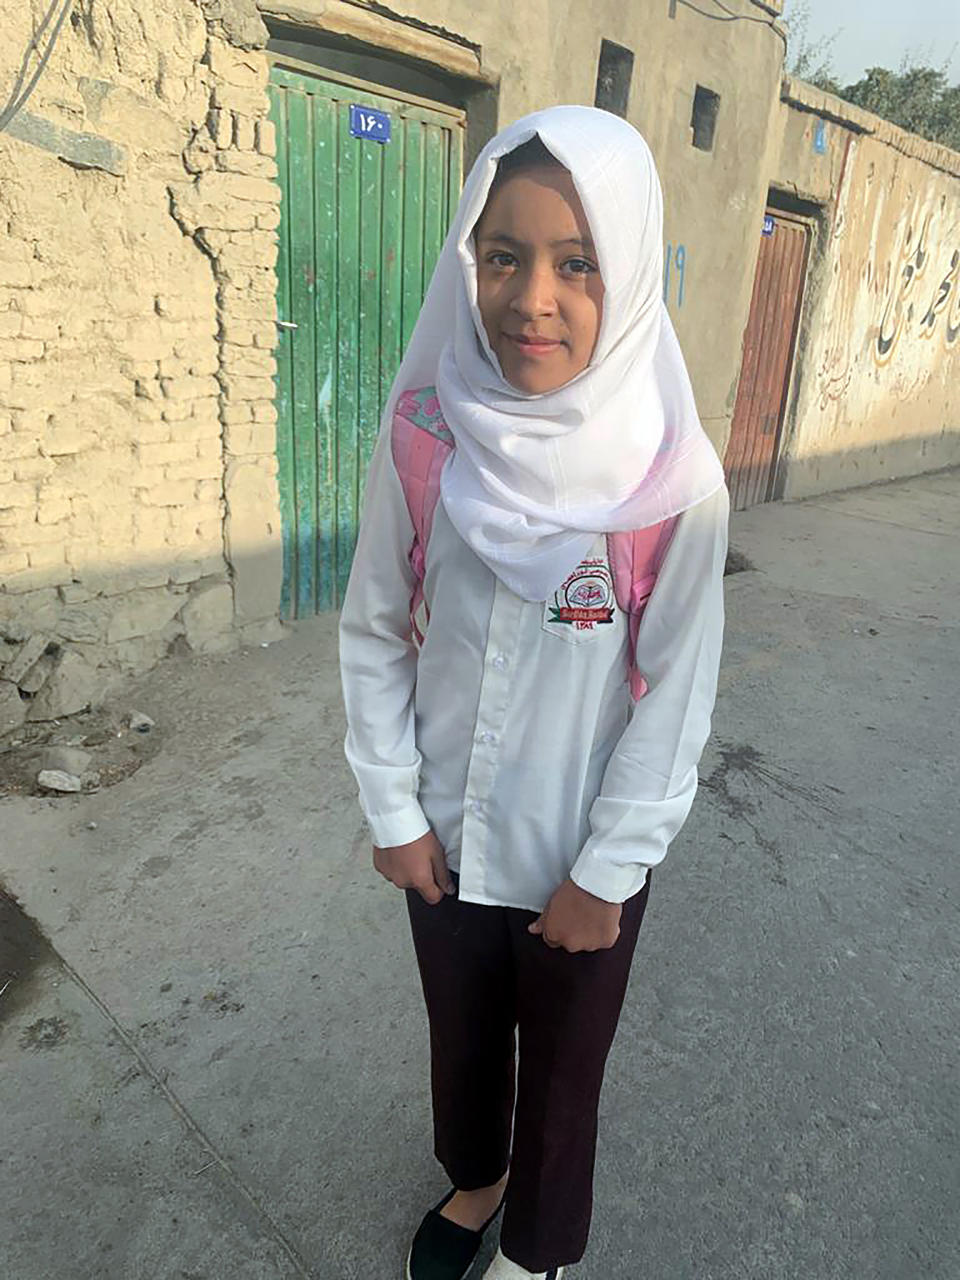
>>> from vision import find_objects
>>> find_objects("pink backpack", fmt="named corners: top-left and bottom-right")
top-left (391, 386), bottom-right (677, 700)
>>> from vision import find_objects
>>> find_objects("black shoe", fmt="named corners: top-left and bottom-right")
top-left (405, 1188), bottom-right (505, 1280)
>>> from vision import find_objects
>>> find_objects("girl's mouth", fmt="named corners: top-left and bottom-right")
top-left (505, 333), bottom-right (563, 356)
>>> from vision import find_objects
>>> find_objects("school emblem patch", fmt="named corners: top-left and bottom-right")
top-left (545, 557), bottom-right (615, 633)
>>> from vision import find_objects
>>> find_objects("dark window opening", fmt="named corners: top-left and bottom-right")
top-left (594, 40), bottom-right (634, 118)
top-left (691, 84), bottom-right (720, 151)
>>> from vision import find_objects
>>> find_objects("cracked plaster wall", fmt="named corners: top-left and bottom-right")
top-left (0, 0), bottom-right (283, 701)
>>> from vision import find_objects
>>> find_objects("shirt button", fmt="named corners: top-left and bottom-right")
top-left (491, 653), bottom-right (508, 670)
top-left (464, 799), bottom-right (480, 815)
top-left (477, 731), bottom-right (497, 746)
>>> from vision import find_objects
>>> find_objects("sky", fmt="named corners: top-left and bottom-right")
top-left (782, 0), bottom-right (960, 85)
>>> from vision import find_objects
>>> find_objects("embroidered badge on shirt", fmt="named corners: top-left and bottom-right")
top-left (544, 557), bottom-right (615, 637)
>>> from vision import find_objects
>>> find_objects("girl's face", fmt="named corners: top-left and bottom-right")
top-left (474, 166), bottom-right (604, 395)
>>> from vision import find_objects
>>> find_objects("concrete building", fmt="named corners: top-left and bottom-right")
top-left (0, 0), bottom-right (957, 714)
top-left (769, 79), bottom-right (960, 500)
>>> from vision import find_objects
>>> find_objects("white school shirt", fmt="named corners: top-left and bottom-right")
top-left (339, 430), bottom-right (729, 913)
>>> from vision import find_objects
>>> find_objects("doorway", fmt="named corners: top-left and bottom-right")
top-left (269, 58), bottom-right (464, 615)
top-left (725, 210), bottom-right (811, 510)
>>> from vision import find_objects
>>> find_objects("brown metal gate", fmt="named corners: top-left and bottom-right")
top-left (725, 211), bottom-right (810, 510)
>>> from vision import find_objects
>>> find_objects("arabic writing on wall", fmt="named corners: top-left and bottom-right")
top-left (876, 215), bottom-right (960, 364)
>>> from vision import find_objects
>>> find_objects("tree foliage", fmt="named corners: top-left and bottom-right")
top-left (784, 0), bottom-right (841, 92)
top-left (841, 67), bottom-right (960, 152)
top-left (784, 1), bottom-right (960, 152)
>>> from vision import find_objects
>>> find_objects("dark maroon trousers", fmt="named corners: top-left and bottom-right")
top-left (405, 875), bottom-right (650, 1272)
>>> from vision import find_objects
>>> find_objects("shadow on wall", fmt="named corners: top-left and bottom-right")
top-left (760, 429), bottom-right (960, 508)
top-left (5, 427), bottom-right (960, 733)
top-left (0, 548), bottom-right (285, 736)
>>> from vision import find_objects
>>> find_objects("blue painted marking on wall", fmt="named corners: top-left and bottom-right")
top-left (664, 242), bottom-right (688, 308)
top-left (675, 244), bottom-right (686, 307)
top-left (814, 119), bottom-right (827, 154)
top-left (349, 104), bottom-right (391, 143)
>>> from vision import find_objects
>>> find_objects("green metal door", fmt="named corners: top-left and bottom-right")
top-left (270, 61), bottom-right (464, 616)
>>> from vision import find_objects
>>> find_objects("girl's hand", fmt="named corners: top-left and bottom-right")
top-left (528, 878), bottom-right (622, 953)
top-left (373, 830), bottom-right (455, 905)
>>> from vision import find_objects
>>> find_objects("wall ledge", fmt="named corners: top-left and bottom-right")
top-left (257, 0), bottom-right (486, 81)
top-left (782, 76), bottom-right (960, 180)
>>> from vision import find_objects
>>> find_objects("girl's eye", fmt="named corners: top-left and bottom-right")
top-left (563, 257), bottom-right (598, 276)
top-left (486, 251), bottom-right (517, 269)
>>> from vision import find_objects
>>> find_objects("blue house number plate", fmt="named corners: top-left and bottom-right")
top-left (762, 214), bottom-right (776, 237)
top-left (350, 104), bottom-right (392, 144)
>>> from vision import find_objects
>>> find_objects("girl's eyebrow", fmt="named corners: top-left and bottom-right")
top-left (551, 235), bottom-right (595, 250)
top-left (477, 231), bottom-right (596, 251)
top-left (477, 231), bottom-right (523, 246)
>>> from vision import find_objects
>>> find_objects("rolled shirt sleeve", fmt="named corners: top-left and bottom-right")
top-left (339, 429), bottom-right (432, 849)
top-left (570, 485), bottom-right (729, 903)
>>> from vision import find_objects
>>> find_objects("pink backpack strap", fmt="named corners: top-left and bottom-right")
top-left (607, 519), bottom-right (678, 700)
top-left (391, 388), bottom-right (454, 645)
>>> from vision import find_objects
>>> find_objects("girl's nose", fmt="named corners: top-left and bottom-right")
top-left (510, 265), bottom-right (557, 318)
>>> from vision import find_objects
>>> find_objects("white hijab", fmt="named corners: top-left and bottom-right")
top-left (380, 105), bottom-right (725, 602)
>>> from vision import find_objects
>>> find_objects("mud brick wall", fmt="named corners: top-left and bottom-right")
top-left (0, 0), bottom-right (284, 729)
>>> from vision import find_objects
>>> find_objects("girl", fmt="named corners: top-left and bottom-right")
top-left (339, 106), bottom-right (728, 1280)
